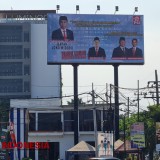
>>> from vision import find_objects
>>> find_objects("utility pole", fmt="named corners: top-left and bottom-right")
top-left (105, 83), bottom-right (109, 105)
top-left (110, 84), bottom-right (112, 109)
top-left (127, 97), bottom-right (129, 119)
top-left (155, 70), bottom-right (159, 105)
top-left (123, 115), bottom-right (126, 159)
top-left (134, 80), bottom-right (140, 122)
top-left (145, 70), bottom-right (160, 106)
top-left (92, 83), bottom-right (98, 157)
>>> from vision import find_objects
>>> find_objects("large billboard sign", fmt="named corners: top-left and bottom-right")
top-left (130, 122), bottom-right (145, 148)
top-left (47, 14), bottom-right (144, 65)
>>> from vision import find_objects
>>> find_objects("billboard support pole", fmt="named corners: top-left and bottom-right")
top-left (113, 64), bottom-right (119, 141)
top-left (73, 64), bottom-right (79, 145)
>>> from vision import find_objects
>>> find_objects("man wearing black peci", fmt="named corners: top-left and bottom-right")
top-left (88, 37), bottom-right (106, 60)
top-left (112, 37), bottom-right (129, 58)
top-left (52, 16), bottom-right (74, 41)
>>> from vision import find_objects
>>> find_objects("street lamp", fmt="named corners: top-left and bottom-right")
top-left (114, 6), bottom-right (119, 14)
top-left (56, 5), bottom-right (60, 13)
top-left (95, 5), bottom-right (100, 14)
top-left (76, 5), bottom-right (80, 14)
top-left (133, 7), bottom-right (138, 15)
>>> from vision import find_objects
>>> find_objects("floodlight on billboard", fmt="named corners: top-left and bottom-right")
top-left (47, 14), bottom-right (144, 65)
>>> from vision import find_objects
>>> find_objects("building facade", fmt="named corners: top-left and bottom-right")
top-left (10, 99), bottom-right (112, 160)
top-left (0, 10), bottom-right (60, 99)
top-left (0, 23), bottom-right (31, 98)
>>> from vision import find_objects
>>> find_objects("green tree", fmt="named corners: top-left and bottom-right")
top-left (67, 98), bottom-right (85, 105)
top-left (119, 105), bottom-right (160, 159)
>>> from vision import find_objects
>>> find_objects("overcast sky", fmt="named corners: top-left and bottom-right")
top-left (1, 0), bottom-right (160, 111)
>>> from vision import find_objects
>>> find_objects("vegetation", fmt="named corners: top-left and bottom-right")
top-left (119, 105), bottom-right (160, 159)
top-left (67, 98), bottom-right (85, 105)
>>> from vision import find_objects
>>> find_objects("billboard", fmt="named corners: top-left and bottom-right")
top-left (156, 122), bottom-right (160, 151)
top-left (47, 14), bottom-right (144, 65)
top-left (130, 122), bottom-right (145, 148)
top-left (97, 132), bottom-right (113, 157)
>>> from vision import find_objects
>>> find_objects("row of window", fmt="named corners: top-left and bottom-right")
top-left (0, 45), bottom-right (30, 59)
top-left (0, 32), bottom-right (30, 42)
top-left (0, 79), bottom-right (30, 93)
top-left (0, 63), bottom-right (30, 76)
top-left (29, 110), bottom-right (114, 132)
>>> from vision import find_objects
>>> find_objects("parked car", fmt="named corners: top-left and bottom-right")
top-left (89, 156), bottom-right (121, 160)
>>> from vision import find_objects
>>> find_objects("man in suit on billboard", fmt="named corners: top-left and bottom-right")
top-left (128, 38), bottom-right (143, 58)
top-left (88, 37), bottom-right (106, 59)
top-left (112, 37), bottom-right (129, 58)
top-left (52, 16), bottom-right (74, 41)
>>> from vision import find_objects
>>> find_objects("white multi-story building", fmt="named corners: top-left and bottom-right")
top-left (0, 10), bottom-right (61, 99)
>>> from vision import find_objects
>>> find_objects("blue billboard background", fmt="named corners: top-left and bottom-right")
top-left (47, 14), bottom-right (144, 64)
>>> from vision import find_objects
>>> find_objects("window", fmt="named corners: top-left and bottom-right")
top-left (96, 110), bottom-right (101, 131)
top-left (64, 111), bottom-right (74, 131)
top-left (0, 62), bottom-right (22, 76)
top-left (24, 81), bottom-right (30, 92)
top-left (24, 32), bottom-right (29, 42)
top-left (103, 109), bottom-right (114, 132)
top-left (24, 65), bottom-right (30, 75)
top-left (24, 48), bottom-right (30, 59)
top-left (29, 113), bottom-right (36, 131)
top-left (0, 45), bottom-right (22, 59)
top-left (38, 113), bottom-right (62, 131)
top-left (38, 142), bottom-right (59, 160)
top-left (0, 25), bottom-right (22, 42)
top-left (79, 110), bottom-right (94, 131)
top-left (0, 79), bottom-right (22, 93)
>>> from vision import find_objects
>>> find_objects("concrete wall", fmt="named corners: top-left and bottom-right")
top-left (31, 24), bottom-right (61, 99)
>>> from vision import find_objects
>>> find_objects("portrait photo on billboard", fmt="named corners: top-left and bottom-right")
top-left (47, 14), bottom-right (144, 65)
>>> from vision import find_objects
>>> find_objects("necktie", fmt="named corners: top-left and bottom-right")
top-left (63, 30), bottom-right (67, 40)
top-left (132, 47), bottom-right (136, 56)
top-left (96, 48), bottom-right (98, 56)
top-left (122, 48), bottom-right (125, 53)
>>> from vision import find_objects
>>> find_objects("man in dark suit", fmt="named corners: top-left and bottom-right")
top-left (88, 37), bottom-right (106, 59)
top-left (112, 37), bottom-right (129, 58)
top-left (52, 16), bottom-right (74, 41)
top-left (128, 38), bottom-right (143, 58)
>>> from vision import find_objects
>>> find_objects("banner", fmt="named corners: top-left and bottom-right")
top-left (48, 14), bottom-right (144, 65)
top-left (130, 122), bottom-right (145, 148)
top-left (156, 122), bottom-right (160, 151)
top-left (97, 132), bottom-right (113, 157)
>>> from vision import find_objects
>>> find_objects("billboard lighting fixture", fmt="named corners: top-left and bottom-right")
top-left (76, 5), bottom-right (79, 11)
top-left (114, 6), bottom-right (119, 14)
top-left (97, 5), bottom-right (100, 11)
top-left (76, 5), bottom-right (80, 14)
top-left (56, 5), bottom-right (60, 13)
top-left (95, 5), bottom-right (100, 14)
top-left (135, 7), bottom-right (138, 12)
top-left (133, 7), bottom-right (138, 15)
